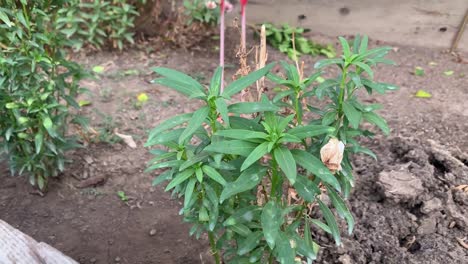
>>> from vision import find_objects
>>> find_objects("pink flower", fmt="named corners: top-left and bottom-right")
top-left (224, 0), bottom-right (233, 12)
top-left (205, 1), bottom-right (217, 10)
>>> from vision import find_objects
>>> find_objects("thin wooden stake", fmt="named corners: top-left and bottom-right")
top-left (450, 9), bottom-right (468, 53)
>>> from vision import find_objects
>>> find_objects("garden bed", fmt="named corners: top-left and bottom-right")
top-left (1, 33), bottom-right (467, 263)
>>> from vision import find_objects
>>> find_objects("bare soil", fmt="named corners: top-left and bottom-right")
top-left (1, 31), bottom-right (467, 264)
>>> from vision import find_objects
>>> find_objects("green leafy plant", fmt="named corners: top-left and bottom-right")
top-left (263, 23), bottom-right (336, 59)
top-left (0, 1), bottom-right (88, 190)
top-left (117, 190), bottom-right (129, 201)
top-left (54, 0), bottom-right (141, 51)
top-left (146, 35), bottom-right (397, 263)
top-left (184, 0), bottom-right (220, 26)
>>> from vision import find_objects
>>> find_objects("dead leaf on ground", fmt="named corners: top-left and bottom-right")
top-left (114, 130), bottom-right (137, 148)
top-left (456, 237), bottom-right (468, 250)
top-left (454, 184), bottom-right (468, 193)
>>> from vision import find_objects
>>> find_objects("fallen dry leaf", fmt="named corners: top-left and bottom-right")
top-left (114, 131), bottom-right (137, 148)
top-left (456, 237), bottom-right (468, 250)
top-left (454, 185), bottom-right (468, 193)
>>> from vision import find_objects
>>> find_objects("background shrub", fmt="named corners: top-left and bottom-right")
top-left (0, 0), bottom-right (88, 190)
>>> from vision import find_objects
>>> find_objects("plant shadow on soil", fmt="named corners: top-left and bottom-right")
top-left (1, 31), bottom-right (468, 264)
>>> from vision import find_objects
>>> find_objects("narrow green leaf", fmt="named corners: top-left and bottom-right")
top-left (314, 58), bottom-right (343, 69)
top-left (362, 112), bottom-right (389, 135)
top-left (287, 125), bottom-right (335, 139)
top-left (228, 102), bottom-right (279, 114)
top-left (293, 175), bottom-right (320, 202)
top-left (359, 35), bottom-right (368, 53)
top-left (241, 142), bottom-right (269, 171)
top-left (339, 36), bottom-right (351, 59)
top-left (326, 186), bottom-right (354, 235)
top-left (215, 97), bottom-right (230, 127)
top-left (261, 201), bottom-right (283, 249)
top-left (152, 169), bottom-right (174, 186)
top-left (34, 132), bottom-right (43, 154)
top-left (146, 159), bottom-right (183, 172)
top-left (220, 165), bottom-right (267, 202)
top-left (146, 128), bottom-right (184, 147)
top-left (238, 231), bottom-right (263, 255)
top-left (184, 178), bottom-right (197, 208)
top-left (180, 152), bottom-right (209, 171)
top-left (342, 101), bottom-right (361, 129)
top-left (202, 165), bottom-right (227, 186)
top-left (274, 146), bottom-right (297, 184)
top-left (230, 223), bottom-right (252, 237)
top-left (153, 78), bottom-right (206, 99)
top-left (215, 129), bottom-right (268, 141)
top-left (291, 149), bottom-right (341, 192)
top-left (152, 67), bottom-right (205, 94)
top-left (275, 232), bottom-right (295, 263)
top-left (42, 116), bottom-right (56, 137)
top-left (179, 106), bottom-right (209, 144)
top-left (352, 35), bottom-right (361, 54)
top-left (354, 61), bottom-right (374, 79)
top-left (223, 206), bottom-right (261, 226)
top-left (205, 140), bottom-right (257, 156)
top-left (210, 66), bottom-right (223, 96)
top-left (165, 168), bottom-right (194, 191)
top-left (0, 10), bottom-right (13, 27)
top-left (223, 63), bottom-right (275, 98)
top-left (147, 113), bottom-right (192, 143)
top-left (309, 219), bottom-right (332, 234)
top-left (317, 199), bottom-right (341, 245)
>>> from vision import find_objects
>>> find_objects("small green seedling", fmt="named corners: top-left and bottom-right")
top-left (117, 191), bottom-right (129, 202)
top-left (414, 66), bottom-right (425, 76)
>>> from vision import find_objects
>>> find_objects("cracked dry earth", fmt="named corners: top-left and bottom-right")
top-left (1, 33), bottom-right (467, 264)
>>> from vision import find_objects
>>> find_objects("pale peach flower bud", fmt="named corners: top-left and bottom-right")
top-left (205, 1), bottom-right (217, 9)
top-left (320, 138), bottom-right (345, 173)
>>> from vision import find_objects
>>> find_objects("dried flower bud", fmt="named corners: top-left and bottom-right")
top-left (320, 138), bottom-right (345, 173)
top-left (205, 1), bottom-right (217, 9)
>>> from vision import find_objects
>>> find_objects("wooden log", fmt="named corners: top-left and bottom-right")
top-left (0, 220), bottom-right (78, 264)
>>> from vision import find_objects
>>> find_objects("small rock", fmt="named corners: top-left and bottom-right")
top-left (417, 217), bottom-right (437, 235)
top-left (115, 257), bottom-right (121, 262)
top-left (149, 229), bottom-right (157, 236)
top-left (164, 249), bottom-right (171, 254)
top-left (338, 254), bottom-right (352, 264)
top-left (90, 258), bottom-right (97, 263)
top-left (84, 155), bottom-right (94, 164)
top-left (421, 198), bottom-right (442, 214)
top-left (377, 170), bottom-right (424, 203)
top-left (449, 221), bottom-right (456, 228)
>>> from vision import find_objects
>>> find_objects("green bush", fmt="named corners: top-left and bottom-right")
top-left (55, 0), bottom-right (142, 51)
top-left (184, 0), bottom-right (220, 26)
top-left (0, 1), bottom-right (88, 190)
top-left (146, 35), bottom-right (398, 263)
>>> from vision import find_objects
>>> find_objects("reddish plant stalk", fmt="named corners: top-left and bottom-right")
top-left (220, 0), bottom-right (225, 92)
top-left (241, 0), bottom-right (248, 51)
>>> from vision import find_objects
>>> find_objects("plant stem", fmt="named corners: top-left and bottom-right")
top-left (335, 66), bottom-right (348, 135)
top-left (208, 231), bottom-right (221, 264)
top-left (219, 0), bottom-right (225, 93)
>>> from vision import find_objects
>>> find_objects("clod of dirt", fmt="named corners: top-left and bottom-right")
top-left (377, 170), bottom-right (424, 203)
top-left (421, 197), bottom-right (442, 214)
top-left (338, 254), bottom-right (352, 264)
top-left (417, 217), bottom-right (438, 235)
top-left (74, 175), bottom-right (108, 189)
top-left (445, 190), bottom-right (468, 230)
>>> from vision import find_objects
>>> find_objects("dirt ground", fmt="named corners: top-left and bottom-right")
top-left (1, 30), bottom-right (467, 264)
